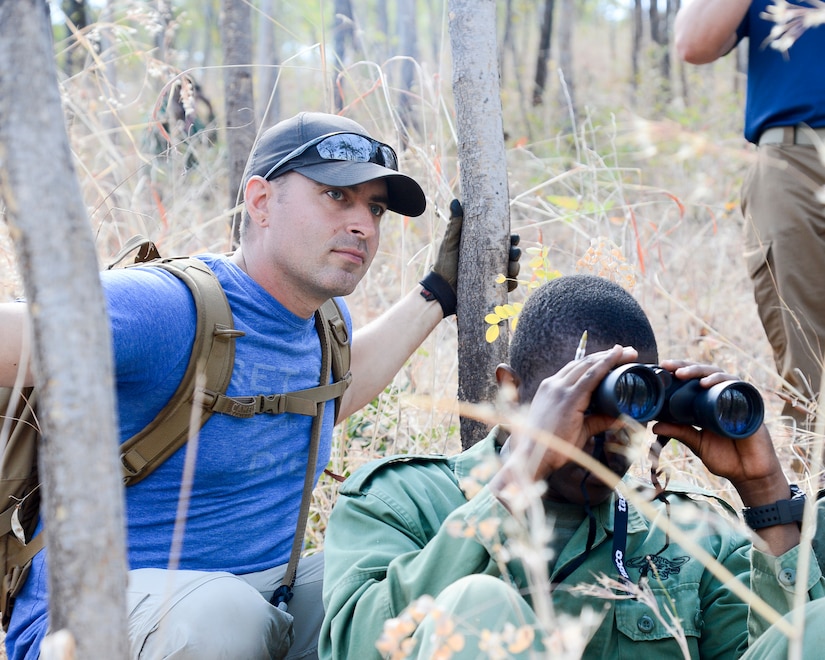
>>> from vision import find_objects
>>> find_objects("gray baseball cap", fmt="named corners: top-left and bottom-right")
top-left (243, 112), bottom-right (426, 217)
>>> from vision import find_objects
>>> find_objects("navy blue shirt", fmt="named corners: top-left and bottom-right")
top-left (736, 0), bottom-right (825, 143)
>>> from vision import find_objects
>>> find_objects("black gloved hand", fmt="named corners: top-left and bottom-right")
top-left (420, 199), bottom-right (522, 317)
top-left (505, 233), bottom-right (521, 292)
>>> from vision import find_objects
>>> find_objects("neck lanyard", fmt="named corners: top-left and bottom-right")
top-left (554, 433), bottom-right (672, 588)
top-left (612, 492), bottom-right (632, 583)
top-left (612, 486), bottom-right (672, 586)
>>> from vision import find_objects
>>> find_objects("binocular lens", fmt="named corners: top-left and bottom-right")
top-left (614, 371), bottom-right (659, 420)
top-left (716, 387), bottom-right (751, 436)
top-left (707, 382), bottom-right (764, 439)
top-left (593, 364), bottom-right (664, 423)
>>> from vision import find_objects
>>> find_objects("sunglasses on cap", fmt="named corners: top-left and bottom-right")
top-left (261, 132), bottom-right (400, 181)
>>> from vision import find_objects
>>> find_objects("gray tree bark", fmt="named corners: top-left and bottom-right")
top-left (631, 0), bottom-right (643, 99)
top-left (396, 0), bottom-right (419, 143)
top-left (332, 0), bottom-right (356, 111)
top-left (448, 0), bottom-right (511, 449)
top-left (61, 0), bottom-right (88, 76)
top-left (221, 0), bottom-right (257, 248)
top-left (532, 0), bottom-right (556, 106)
top-left (556, 0), bottom-right (576, 128)
top-left (257, 0), bottom-right (281, 127)
top-left (0, 2), bottom-right (128, 657)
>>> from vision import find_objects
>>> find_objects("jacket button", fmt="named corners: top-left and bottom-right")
top-left (637, 615), bottom-right (655, 633)
top-left (779, 568), bottom-right (796, 586)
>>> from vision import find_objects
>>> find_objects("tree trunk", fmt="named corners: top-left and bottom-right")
top-left (631, 0), bottom-right (643, 100)
top-left (649, 0), bottom-right (662, 45)
top-left (257, 0), bottom-right (281, 127)
top-left (650, 0), bottom-right (672, 102)
top-left (555, 0), bottom-right (576, 129)
top-left (61, 0), bottom-right (88, 76)
top-left (448, 0), bottom-right (511, 450)
top-left (498, 0), bottom-right (513, 87)
top-left (396, 0), bottom-right (419, 144)
top-left (331, 0), bottom-right (355, 111)
top-left (532, 0), bottom-right (555, 106)
top-left (154, 0), bottom-right (175, 60)
top-left (221, 0), bottom-right (256, 248)
top-left (0, 2), bottom-right (128, 657)
top-left (376, 0), bottom-right (390, 63)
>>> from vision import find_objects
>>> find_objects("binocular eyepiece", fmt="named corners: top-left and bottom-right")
top-left (590, 363), bottom-right (764, 439)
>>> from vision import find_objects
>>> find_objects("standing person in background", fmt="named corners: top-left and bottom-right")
top-left (675, 1), bottom-right (825, 432)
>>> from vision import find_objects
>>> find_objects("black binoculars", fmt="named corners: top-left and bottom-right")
top-left (590, 363), bottom-right (764, 439)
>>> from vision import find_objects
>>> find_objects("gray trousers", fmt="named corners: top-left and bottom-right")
top-left (126, 552), bottom-right (324, 660)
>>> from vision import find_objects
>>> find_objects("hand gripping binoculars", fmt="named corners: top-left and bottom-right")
top-left (590, 363), bottom-right (764, 439)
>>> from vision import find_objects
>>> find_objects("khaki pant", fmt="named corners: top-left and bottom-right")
top-left (742, 143), bottom-right (825, 426)
top-left (127, 552), bottom-right (324, 659)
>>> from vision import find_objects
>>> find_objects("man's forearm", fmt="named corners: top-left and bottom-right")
top-left (675, 0), bottom-right (750, 64)
top-left (340, 287), bottom-right (444, 421)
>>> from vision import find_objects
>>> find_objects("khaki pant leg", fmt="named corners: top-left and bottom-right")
top-left (410, 575), bottom-right (544, 659)
top-left (127, 568), bottom-right (294, 659)
top-left (742, 144), bottom-right (825, 425)
top-left (240, 551), bottom-right (325, 660)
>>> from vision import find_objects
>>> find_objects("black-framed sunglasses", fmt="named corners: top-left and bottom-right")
top-left (261, 132), bottom-right (399, 180)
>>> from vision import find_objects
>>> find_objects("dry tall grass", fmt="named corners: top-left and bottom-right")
top-left (1, 4), bottom-right (822, 657)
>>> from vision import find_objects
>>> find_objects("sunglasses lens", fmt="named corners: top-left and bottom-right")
top-left (315, 134), bottom-right (399, 171)
top-left (377, 145), bottom-right (398, 171)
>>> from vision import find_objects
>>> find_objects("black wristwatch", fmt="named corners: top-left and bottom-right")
top-left (742, 484), bottom-right (806, 530)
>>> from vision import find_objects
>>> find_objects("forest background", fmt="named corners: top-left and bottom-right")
top-left (1, 0), bottom-right (818, 649)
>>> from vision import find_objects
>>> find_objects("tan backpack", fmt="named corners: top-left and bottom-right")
top-left (0, 243), bottom-right (351, 628)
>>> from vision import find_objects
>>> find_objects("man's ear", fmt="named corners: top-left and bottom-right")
top-left (244, 176), bottom-right (271, 227)
top-left (495, 364), bottom-right (521, 403)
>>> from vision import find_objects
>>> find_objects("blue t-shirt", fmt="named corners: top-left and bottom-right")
top-left (5, 254), bottom-right (350, 659)
top-left (736, 0), bottom-right (825, 143)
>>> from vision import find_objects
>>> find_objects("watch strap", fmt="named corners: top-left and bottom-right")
top-left (742, 484), bottom-right (806, 530)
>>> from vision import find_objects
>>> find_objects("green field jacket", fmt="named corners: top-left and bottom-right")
top-left (320, 431), bottom-right (825, 659)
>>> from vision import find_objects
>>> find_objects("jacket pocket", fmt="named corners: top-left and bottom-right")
top-left (614, 582), bottom-right (701, 652)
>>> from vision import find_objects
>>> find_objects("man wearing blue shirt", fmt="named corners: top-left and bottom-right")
top-left (0, 112), bottom-right (470, 659)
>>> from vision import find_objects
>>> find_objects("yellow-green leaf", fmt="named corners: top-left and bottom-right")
top-left (547, 194), bottom-right (580, 210)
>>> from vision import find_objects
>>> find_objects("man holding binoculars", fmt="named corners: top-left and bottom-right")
top-left (320, 274), bottom-right (825, 659)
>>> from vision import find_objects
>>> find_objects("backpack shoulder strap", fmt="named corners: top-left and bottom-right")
top-left (118, 257), bottom-right (243, 485)
top-left (206, 298), bottom-right (351, 422)
top-left (318, 298), bottom-right (351, 422)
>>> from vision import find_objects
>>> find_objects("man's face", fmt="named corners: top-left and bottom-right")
top-left (542, 428), bottom-right (634, 506)
top-left (258, 172), bottom-right (388, 311)
top-left (535, 343), bottom-right (656, 507)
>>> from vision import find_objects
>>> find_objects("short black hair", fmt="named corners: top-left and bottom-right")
top-left (509, 275), bottom-right (658, 400)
